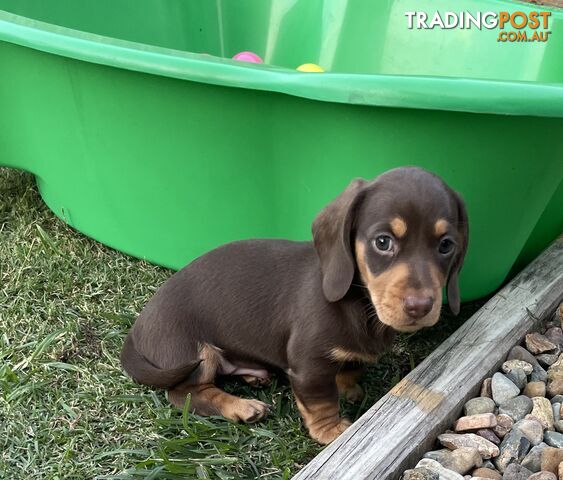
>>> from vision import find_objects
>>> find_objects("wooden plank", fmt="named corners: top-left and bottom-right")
top-left (294, 236), bottom-right (563, 480)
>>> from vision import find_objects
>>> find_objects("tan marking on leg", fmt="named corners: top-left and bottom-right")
top-left (434, 219), bottom-right (449, 237)
top-left (197, 343), bottom-right (223, 383)
top-left (169, 383), bottom-right (269, 422)
top-left (329, 347), bottom-right (378, 364)
top-left (390, 217), bottom-right (407, 238)
top-left (294, 396), bottom-right (351, 444)
top-left (336, 370), bottom-right (364, 403)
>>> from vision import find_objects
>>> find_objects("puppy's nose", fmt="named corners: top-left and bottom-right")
top-left (404, 296), bottom-right (434, 319)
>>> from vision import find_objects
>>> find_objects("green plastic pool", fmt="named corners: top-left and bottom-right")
top-left (0, 0), bottom-right (562, 300)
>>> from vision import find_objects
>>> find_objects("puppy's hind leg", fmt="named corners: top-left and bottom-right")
top-left (168, 344), bottom-right (270, 423)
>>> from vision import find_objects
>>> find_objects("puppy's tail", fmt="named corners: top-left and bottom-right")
top-left (121, 333), bottom-right (202, 388)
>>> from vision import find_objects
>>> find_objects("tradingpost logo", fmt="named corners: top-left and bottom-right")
top-left (405, 11), bottom-right (552, 43)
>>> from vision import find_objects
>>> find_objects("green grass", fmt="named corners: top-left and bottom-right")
top-left (0, 168), bottom-right (484, 479)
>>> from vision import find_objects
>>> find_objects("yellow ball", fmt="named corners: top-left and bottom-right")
top-left (296, 63), bottom-right (325, 73)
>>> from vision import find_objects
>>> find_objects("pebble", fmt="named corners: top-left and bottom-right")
top-left (540, 447), bottom-right (563, 474)
top-left (526, 333), bottom-right (557, 355)
top-left (502, 463), bottom-right (533, 479)
top-left (509, 346), bottom-right (542, 369)
top-left (403, 467), bottom-right (440, 480)
top-left (494, 429), bottom-right (531, 473)
top-left (524, 382), bottom-right (547, 398)
top-left (537, 354), bottom-right (559, 368)
top-left (430, 447), bottom-right (483, 474)
top-left (531, 368), bottom-right (549, 384)
top-left (506, 368), bottom-right (528, 391)
top-left (415, 459), bottom-right (464, 480)
top-left (477, 429), bottom-right (501, 445)
top-left (514, 418), bottom-right (545, 446)
top-left (481, 378), bottom-right (493, 398)
top-left (558, 462), bottom-right (563, 480)
top-left (522, 443), bottom-right (550, 472)
top-left (546, 357), bottom-right (563, 397)
top-left (500, 396), bottom-right (534, 422)
top-left (554, 420), bottom-right (563, 433)
top-left (493, 414), bottom-right (514, 438)
top-left (531, 397), bottom-right (554, 430)
top-left (551, 395), bottom-right (563, 405)
top-left (528, 472), bottom-right (557, 480)
top-left (543, 431), bottom-right (563, 448)
top-left (424, 449), bottom-right (454, 463)
top-left (503, 360), bottom-right (534, 375)
top-left (471, 468), bottom-right (501, 479)
top-left (465, 397), bottom-right (497, 416)
top-left (552, 404), bottom-right (561, 423)
top-left (492, 373), bottom-right (520, 406)
top-left (545, 327), bottom-right (563, 349)
top-left (438, 433), bottom-right (500, 459)
top-left (455, 414), bottom-right (497, 432)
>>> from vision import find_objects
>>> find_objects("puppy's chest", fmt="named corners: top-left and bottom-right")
top-left (329, 346), bottom-right (380, 364)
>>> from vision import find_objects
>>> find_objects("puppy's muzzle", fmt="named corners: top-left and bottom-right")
top-left (403, 295), bottom-right (434, 319)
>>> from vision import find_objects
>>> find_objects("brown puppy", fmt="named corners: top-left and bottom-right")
top-left (121, 167), bottom-right (468, 444)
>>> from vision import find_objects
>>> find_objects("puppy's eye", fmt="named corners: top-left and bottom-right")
top-left (374, 235), bottom-right (393, 252)
top-left (439, 238), bottom-right (455, 255)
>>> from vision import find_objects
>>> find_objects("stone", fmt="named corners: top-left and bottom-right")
top-left (477, 429), bottom-right (501, 445)
top-left (471, 467), bottom-right (501, 479)
top-left (547, 377), bottom-right (563, 398)
top-left (528, 472), bottom-right (557, 480)
top-left (540, 447), bottom-right (563, 474)
top-left (524, 382), bottom-right (547, 398)
top-left (465, 397), bottom-right (497, 416)
top-left (438, 433), bottom-right (500, 459)
top-left (502, 463), bottom-right (533, 479)
top-left (506, 368), bottom-right (528, 391)
top-left (424, 449), bottom-right (454, 463)
top-left (552, 396), bottom-right (563, 405)
top-left (531, 368), bottom-right (549, 384)
top-left (537, 354), bottom-right (559, 368)
top-left (556, 302), bottom-right (563, 327)
top-left (543, 431), bottom-right (563, 448)
top-left (526, 333), bottom-right (558, 355)
top-left (559, 462), bottom-right (563, 480)
top-left (403, 467), bottom-right (440, 480)
top-left (514, 418), bottom-right (545, 446)
top-left (522, 443), bottom-right (550, 473)
top-left (531, 397), bottom-right (555, 430)
top-left (481, 378), bottom-right (493, 398)
top-left (503, 360), bottom-right (534, 375)
top-left (415, 459), bottom-right (464, 480)
top-left (430, 447), bottom-right (483, 475)
top-left (545, 327), bottom-right (563, 349)
top-left (552, 403), bottom-right (561, 423)
top-left (554, 420), bottom-right (563, 433)
top-left (510, 346), bottom-right (543, 369)
top-left (493, 414), bottom-right (514, 438)
top-left (455, 414), bottom-right (497, 432)
top-left (494, 429), bottom-right (531, 473)
top-left (492, 373), bottom-right (521, 406)
top-left (500, 396), bottom-right (534, 422)
top-left (483, 461), bottom-right (496, 469)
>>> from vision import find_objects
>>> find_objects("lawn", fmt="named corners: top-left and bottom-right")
top-left (0, 167), bottom-right (483, 479)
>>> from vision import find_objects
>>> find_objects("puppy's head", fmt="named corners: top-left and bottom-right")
top-left (312, 167), bottom-right (468, 332)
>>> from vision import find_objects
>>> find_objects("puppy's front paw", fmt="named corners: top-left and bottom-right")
top-left (310, 418), bottom-right (351, 444)
top-left (341, 384), bottom-right (364, 403)
top-left (226, 398), bottom-right (270, 423)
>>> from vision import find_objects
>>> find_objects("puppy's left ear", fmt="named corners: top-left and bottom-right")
top-left (447, 190), bottom-right (469, 315)
top-left (312, 178), bottom-right (367, 302)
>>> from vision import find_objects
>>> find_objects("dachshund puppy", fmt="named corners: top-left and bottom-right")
top-left (121, 166), bottom-right (468, 444)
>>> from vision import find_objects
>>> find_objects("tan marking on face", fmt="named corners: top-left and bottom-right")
top-left (355, 240), bottom-right (444, 332)
top-left (389, 379), bottom-right (444, 413)
top-left (434, 219), bottom-right (449, 237)
top-left (390, 217), bottom-right (407, 238)
top-left (330, 347), bottom-right (379, 364)
top-left (294, 395), bottom-right (351, 444)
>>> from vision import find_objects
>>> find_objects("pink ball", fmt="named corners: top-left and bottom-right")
top-left (233, 51), bottom-right (263, 63)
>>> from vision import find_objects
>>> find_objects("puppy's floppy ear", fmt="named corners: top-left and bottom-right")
top-left (312, 178), bottom-right (367, 302)
top-left (447, 190), bottom-right (469, 315)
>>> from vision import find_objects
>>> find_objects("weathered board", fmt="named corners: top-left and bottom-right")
top-left (294, 236), bottom-right (563, 480)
